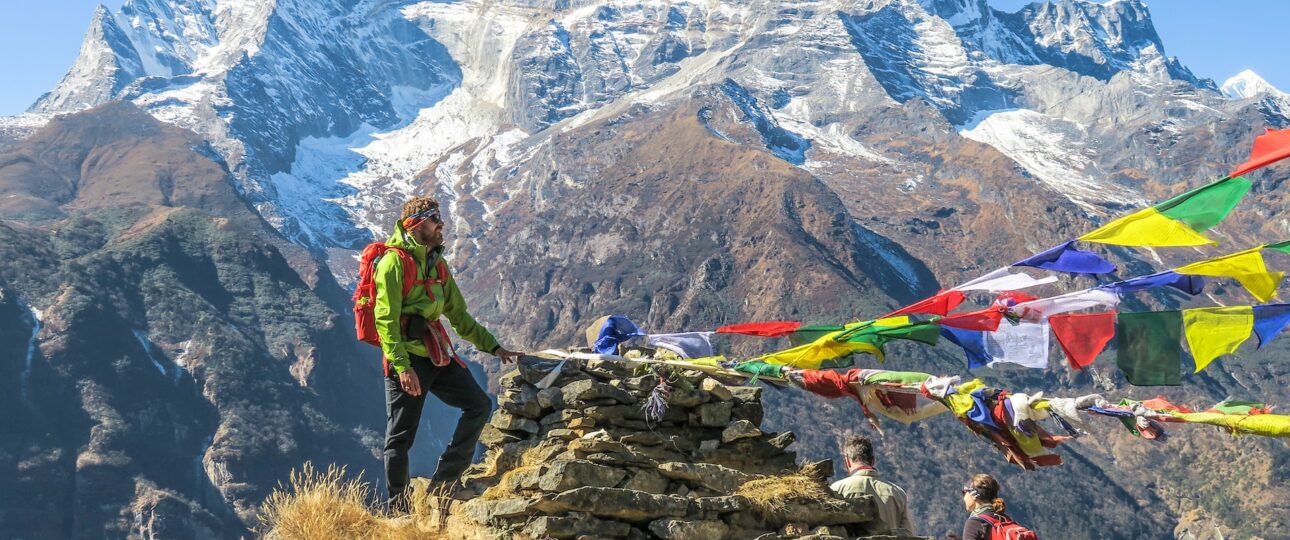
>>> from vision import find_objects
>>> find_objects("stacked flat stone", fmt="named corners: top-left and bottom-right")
top-left (426, 353), bottom-right (924, 540)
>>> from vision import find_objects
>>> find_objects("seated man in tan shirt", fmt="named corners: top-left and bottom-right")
top-left (829, 435), bottom-right (916, 536)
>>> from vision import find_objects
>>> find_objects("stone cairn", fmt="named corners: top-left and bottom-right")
top-left (420, 352), bottom-right (926, 540)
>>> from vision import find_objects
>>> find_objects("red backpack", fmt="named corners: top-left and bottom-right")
top-left (974, 514), bottom-right (1038, 540)
top-left (352, 242), bottom-right (447, 347)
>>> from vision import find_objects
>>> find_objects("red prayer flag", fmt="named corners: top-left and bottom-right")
top-left (1231, 127), bottom-right (1290, 178)
top-left (1049, 312), bottom-right (1116, 370)
top-left (715, 321), bottom-right (802, 338)
top-left (883, 290), bottom-right (966, 318)
top-left (937, 308), bottom-right (1005, 332)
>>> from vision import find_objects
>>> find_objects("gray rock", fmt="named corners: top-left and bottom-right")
top-left (622, 374), bottom-right (660, 393)
top-left (479, 424), bottom-right (523, 446)
top-left (657, 462), bottom-right (755, 493)
top-left (730, 386), bottom-right (763, 402)
top-left (732, 399), bottom-right (765, 426)
top-left (667, 386), bottom-right (710, 407)
top-left (621, 469), bottom-right (669, 495)
top-left (768, 431), bottom-right (796, 450)
top-left (536, 459), bottom-right (627, 492)
top-left (700, 377), bottom-right (735, 401)
top-left (522, 515), bottom-right (633, 539)
top-left (691, 401), bottom-right (733, 427)
top-left (459, 497), bottom-right (536, 524)
top-left (562, 378), bottom-right (635, 405)
top-left (584, 404), bottom-right (646, 422)
top-left (722, 419), bottom-right (762, 443)
top-left (648, 518), bottom-right (730, 540)
top-left (491, 411), bottom-right (540, 434)
top-left (498, 384), bottom-right (543, 419)
top-left (532, 487), bottom-right (690, 522)
top-left (537, 386), bottom-right (567, 409)
top-left (691, 495), bottom-right (751, 514)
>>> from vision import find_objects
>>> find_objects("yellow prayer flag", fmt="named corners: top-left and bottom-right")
top-left (1176, 248), bottom-right (1284, 302)
top-left (1182, 306), bottom-right (1253, 373)
top-left (1078, 207), bottom-right (1215, 247)
top-left (758, 328), bottom-right (884, 369)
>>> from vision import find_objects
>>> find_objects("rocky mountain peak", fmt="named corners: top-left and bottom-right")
top-left (1222, 69), bottom-right (1284, 99)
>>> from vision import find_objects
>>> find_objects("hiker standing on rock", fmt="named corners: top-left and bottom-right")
top-left (830, 435), bottom-right (915, 536)
top-left (355, 196), bottom-right (521, 512)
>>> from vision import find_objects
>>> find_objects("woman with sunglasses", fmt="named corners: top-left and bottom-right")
top-left (958, 473), bottom-right (1008, 540)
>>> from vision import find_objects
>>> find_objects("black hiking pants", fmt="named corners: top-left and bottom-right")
top-left (384, 354), bottom-right (492, 507)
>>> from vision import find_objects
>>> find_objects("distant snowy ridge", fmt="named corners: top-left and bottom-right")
top-left (1221, 69), bottom-right (1286, 99)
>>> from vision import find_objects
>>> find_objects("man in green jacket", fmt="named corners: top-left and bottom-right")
top-left (830, 436), bottom-right (916, 535)
top-left (375, 196), bottom-right (520, 510)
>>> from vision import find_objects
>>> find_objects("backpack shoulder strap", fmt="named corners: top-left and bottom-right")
top-left (385, 247), bottom-right (419, 298)
top-left (432, 259), bottom-right (450, 285)
top-left (973, 513), bottom-right (1003, 527)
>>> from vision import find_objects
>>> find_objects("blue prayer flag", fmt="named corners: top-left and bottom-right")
top-left (939, 326), bottom-right (992, 369)
top-left (1097, 271), bottom-right (1205, 296)
top-left (1013, 240), bottom-right (1116, 274)
top-left (1252, 304), bottom-right (1290, 349)
top-left (594, 315), bottom-right (646, 355)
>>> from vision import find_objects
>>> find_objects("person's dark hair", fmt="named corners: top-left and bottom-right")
top-left (842, 436), bottom-right (875, 466)
top-left (401, 196), bottom-right (440, 221)
top-left (969, 473), bottom-right (1006, 514)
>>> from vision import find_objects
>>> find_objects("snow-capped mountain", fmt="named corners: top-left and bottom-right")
top-left (1222, 69), bottom-right (1285, 99)
top-left (5, 1), bottom-right (1290, 537)
top-left (13, 0), bottom-right (1251, 258)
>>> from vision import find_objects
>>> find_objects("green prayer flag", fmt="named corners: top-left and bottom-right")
top-left (732, 361), bottom-right (785, 378)
top-left (876, 321), bottom-right (942, 346)
top-left (1266, 240), bottom-right (1290, 254)
top-left (1208, 399), bottom-right (1267, 415)
top-left (1153, 176), bottom-right (1251, 232)
top-left (1116, 311), bottom-right (1183, 386)
top-left (789, 325), bottom-right (846, 346)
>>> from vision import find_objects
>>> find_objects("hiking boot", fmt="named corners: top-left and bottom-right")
top-left (386, 492), bottom-right (412, 517)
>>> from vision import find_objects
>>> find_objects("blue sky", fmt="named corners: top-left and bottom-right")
top-left (0, 1), bottom-right (1286, 116)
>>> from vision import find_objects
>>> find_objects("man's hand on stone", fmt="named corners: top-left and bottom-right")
top-left (494, 348), bottom-right (522, 364)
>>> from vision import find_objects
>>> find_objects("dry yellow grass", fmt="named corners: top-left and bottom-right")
top-left (259, 463), bottom-right (383, 540)
top-left (734, 474), bottom-right (834, 516)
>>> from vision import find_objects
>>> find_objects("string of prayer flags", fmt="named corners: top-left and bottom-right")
top-left (1207, 399), bottom-right (1272, 415)
top-left (1011, 289), bottom-right (1120, 322)
top-left (883, 290), bottom-right (966, 318)
top-left (1230, 127), bottom-right (1290, 178)
top-left (838, 319), bottom-right (942, 348)
top-left (646, 332), bottom-right (715, 359)
top-left (951, 266), bottom-right (1058, 293)
top-left (1096, 270), bottom-right (1205, 296)
top-left (1078, 176), bottom-right (1252, 247)
top-left (1182, 307), bottom-right (1253, 372)
top-left (788, 324), bottom-right (846, 346)
top-left (1252, 304), bottom-right (1290, 349)
top-left (757, 329), bottom-right (883, 369)
top-left (1049, 313), bottom-right (1116, 370)
top-left (1175, 247), bottom-right (1283, 302)
top-left (938, 307), bottom-right (1006, 332)
top-left (1116, 311), bottom-right (1183, 386)
top-left (1012, 240), bottom-right (1116, 275)
top-left (715, 321), bottom-right (802, 338)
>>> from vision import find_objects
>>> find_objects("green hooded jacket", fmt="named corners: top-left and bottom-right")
top-left (374, 220), bottom-right (501, 374)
